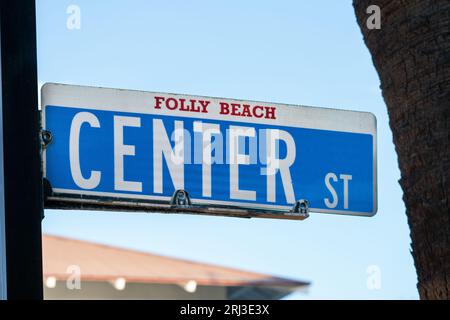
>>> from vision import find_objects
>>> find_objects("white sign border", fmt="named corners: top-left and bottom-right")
top-left (42, 83), bottom-right (377, 218)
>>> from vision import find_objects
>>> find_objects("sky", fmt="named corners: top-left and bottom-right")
top-left (36, 0), bottom-right (419, 299)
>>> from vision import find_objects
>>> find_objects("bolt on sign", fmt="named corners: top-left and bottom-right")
top-left (41, 83), bottom-right (377, 220)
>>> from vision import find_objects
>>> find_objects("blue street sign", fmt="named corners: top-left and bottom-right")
top-left (42, 83), bottom-right (377, 219)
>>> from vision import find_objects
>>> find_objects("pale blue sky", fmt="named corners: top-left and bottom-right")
top-left (37, 0), bottom-right (419, 299)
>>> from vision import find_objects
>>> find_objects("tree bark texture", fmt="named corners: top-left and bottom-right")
top-left (353, 0), bottom-right (450, 299)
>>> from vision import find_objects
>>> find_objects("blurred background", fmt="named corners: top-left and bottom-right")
top-left (37, 0), bottom-right (418, 299)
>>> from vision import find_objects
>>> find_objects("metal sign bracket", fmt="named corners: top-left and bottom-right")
top-left (286, 199), bottom-right (310, 220)
top-left (170, 189), bottom-right (193, 208)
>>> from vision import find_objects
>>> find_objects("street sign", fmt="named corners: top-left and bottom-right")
top-left (42, 83), bottom-right (377, 219)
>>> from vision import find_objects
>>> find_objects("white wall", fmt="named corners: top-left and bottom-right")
top-left (44, 281), bottom-right (227, 300)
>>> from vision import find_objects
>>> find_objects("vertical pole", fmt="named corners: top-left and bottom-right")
top-left (0, 23), bottom-right (6, 299)
top-left (0, 0), bottom-right (43, 300)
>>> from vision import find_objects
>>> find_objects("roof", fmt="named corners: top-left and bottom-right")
top-left (42, 234), bottom-right (309, 290)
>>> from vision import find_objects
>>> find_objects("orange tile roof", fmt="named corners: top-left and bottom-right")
top-left (42, 234), bottom-right (308, 288)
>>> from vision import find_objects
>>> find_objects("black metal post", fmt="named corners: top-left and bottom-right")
top-left (0, 0), bottom-right (43, 300)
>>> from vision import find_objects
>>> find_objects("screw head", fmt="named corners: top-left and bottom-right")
top-left (42, 130), bottom-right (53, 145)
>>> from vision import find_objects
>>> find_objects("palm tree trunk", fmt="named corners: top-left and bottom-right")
top-left (353, 0), bottom-right (450, 299)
